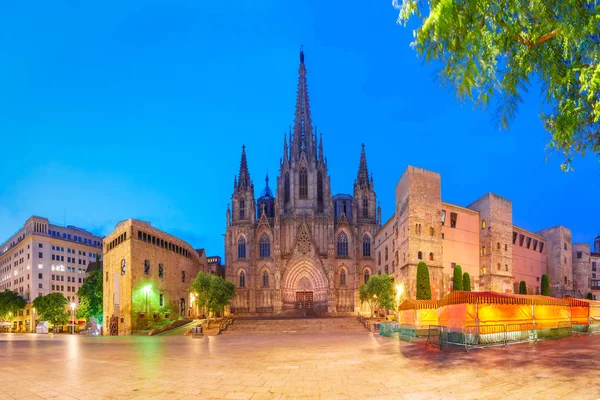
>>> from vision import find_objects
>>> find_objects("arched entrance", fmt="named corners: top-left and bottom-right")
top-left (281, 257), bottom-right (329, 311)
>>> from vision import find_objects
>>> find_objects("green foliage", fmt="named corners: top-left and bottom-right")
top-left (416, 262), bottom-right (432, 300)
top-left (394, 0), bottom-right (600, 170)
top-left (587, 292), bottom-right (594, 300)
top-left (76, 255), bottom-right (103, 324)
top-left (453, 265), bottom-right (463, 290)
top-left (0, 290), bottom-right (26, 318)
top-left (32, 292), bottom-right (69, 327)
top-left (541, 274), bottom-right (550, 296)
top-left (190, 272), bottom-right (236, 327)
top-left (462, 272), bottom-right (471, 292)
top-left (519, 281), bottom-right (527, 294)
top-left (358, 274), bottom-right (396, 317)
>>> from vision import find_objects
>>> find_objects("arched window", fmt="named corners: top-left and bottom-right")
top-left (378, 251), bottom-right (381, 265)
top-left (259, 233), bottom-right (270, 258)
top-left (284, 172), bottom-right (290, 203)
top-left (337, 231), bottom-right (348, 257)
top-left (340, 269), bottom-right (346, 286)
top-left (363, 198), bottom-right (368, 218)
top-left (429, 252), bottom-right (434, 261)
top-left (362, 234), bottom-right (371, 257)
top-left (418, 251), bottom-right (423, 260)
top-left (364, 269), bottom-right (370, 284)
top-left (239, 271), bottom-right (245, 288)
top-left (384, 265), bottom-right (389, 274)
top-left (497, 242), bottom-right (500, 250)
top-left (505, 264), bottom-right (508, 271)
top-left (317, 171), bottom-right (323, 209)
top-left (481, 220), bottom-right (486, 229)
top-left (481, 266), bottom-right (486, 275)
top-left (263, 271), bottom-right (269, 288)
top-left (429, 227), bottom-right (434, 237)
top-left (237, 236), bottom-right (246, 259)
top-left (385, 246), bottom-right (388, 261)
top-left (299, 168), bottom-right (308, 199)
top-left (482, 246), bottom-right (487, 256)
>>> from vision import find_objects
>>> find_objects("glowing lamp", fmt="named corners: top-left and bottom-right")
top-left (70, 303), bottom-right (76, 310)
top-left (143, 285), bottom-right (152, 294)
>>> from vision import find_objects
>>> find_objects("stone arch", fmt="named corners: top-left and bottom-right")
top-left (338, 265), bottom-right (349, 287)
top-left (281, 256), bottom-right (329, 311)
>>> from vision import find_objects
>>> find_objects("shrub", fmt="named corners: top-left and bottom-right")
top-left (519, 281), bottom-right (527, 294)
top-left (541, 274), bottom-right (550, 296)
top-left (416, 262), bottom-right (432, 300)
top-left (462, 272), bottom-right (471, 291)
top-left (453, 265), bottom-right (463, 291)
top-left (587, 292), bottom-right (594, 300)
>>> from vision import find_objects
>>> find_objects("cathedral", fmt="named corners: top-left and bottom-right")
top-left (225, 49), bottom-right (382, 314)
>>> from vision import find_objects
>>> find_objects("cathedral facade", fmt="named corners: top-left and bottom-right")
top-left (225, 50), bottom-right (381, 314)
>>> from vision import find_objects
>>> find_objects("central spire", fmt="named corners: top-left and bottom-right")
top-left (292, 46), bottom-right (314, 160)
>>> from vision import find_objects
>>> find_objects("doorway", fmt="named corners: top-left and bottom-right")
top-left (295, 291), bottom-right (313, 310)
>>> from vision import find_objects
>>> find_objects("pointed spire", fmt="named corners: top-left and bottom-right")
top-left (292, 46), bottom-right (314, 160)
top-left (259, 171), bottom-right (274, 198)
top-left (356, 143), bottom-right (370, 189)
top-left (237, 145), bottom-right (251, 191)
top-left (318, 132), bottom-right (324, 162)
top-left (283, 133), bottom-right (289, 166)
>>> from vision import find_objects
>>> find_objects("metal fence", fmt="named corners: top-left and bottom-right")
top-left (357, 313), bottom-right (372, 332)
top-left (506, 323), bottom-right (537, 344)
top-left (425, 325), bottom-right (449, 350)
top-left (464, 324), bottom-right (508, 351)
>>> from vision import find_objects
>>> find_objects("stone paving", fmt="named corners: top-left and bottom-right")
top-left (1, 332), bottom-right (599, 399)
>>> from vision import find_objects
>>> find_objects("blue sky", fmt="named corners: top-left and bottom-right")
top-left (0, 1), bottom-right (598, 256)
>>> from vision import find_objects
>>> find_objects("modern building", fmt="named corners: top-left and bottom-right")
top-left (102, 219), bottom-right (207, 335)
top-left (224, 49), bottom-right (381, 314)
top-left (0, 216), bottom-right (103, 331)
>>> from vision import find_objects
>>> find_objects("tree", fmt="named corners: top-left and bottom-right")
top-left (0, 290), bottom-right (26, 319)
top-left (519, 281), bottom-right (527, 294)
top-left (416, 262), bottom-right (432, 300)
top-left (394, 0), bottom-right (600, 171)
top-left (587, 292), bottom-right (594, 300)
top-left (453, 265), bottom-right (463, 291)
top-left (541, 274), bottom-right (551, 296)
top-left (462, 272), bottom-right (471, 292)
top-left (76, 254), bottom-right (103, 324)
top-left (33, 293), bottom-right (69, 332)
top-left (190, 272), bottom-right (236, 328)
top-left (359, 274), bottom-right (396, 317)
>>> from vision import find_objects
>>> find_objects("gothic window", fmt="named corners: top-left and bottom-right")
top-left (239, 200), bottom-right (245, 220)
top-left (364, 269), bottom-right (370, 284)
top-left (519, 234), bottom-right (525, 246)
top-left (429, 252), bottom-right (434, 261)
top-left (342, 201), bottom-right (347, 215)
top-left (513, 232), bottom-right (518, 244)
top-left (385, 246), bottom-right (388, 261)
top-left (363, 198), bottom-right (368, 218)
top-left (337, 231), bottom-right (348, 257)
top-left (418, 251), bottom-right (423, 260)
top-left (340, 269), bottom-right (346, 286)
top-left (158, 263), bottom-right (164, 278)
top-left (181, 270), bottom-right (186, 283)
top-left (317, 171), bottom-right (323, 209)
top-left (299, 168), bottom-right (308, 199)
top-left (263, 271), bottom-right (269, 288)
top-left (144, 260), bottom-right (150, 275)
top-left (441, 210), bottom-right (446, 225)
top-left (384, 265), bottom-right (389, 274)
top-left (239, 271), bottom-right (246, 288)
top-left (362, 234), bottom-right (371, 257)
top-left (564, 243), bottom-right (567, 250)
top-left (539, 242), bottom-right (544, 253)
top-left (238, 236), bottom-right (246, 259)
top-left (481, 220), bottom-right (486, 229)
top-left (429, 227), bottom-right (434, 237)
top-left (497, 263), bottom-right (501, 271)
top-left (378, 251), bottom-right (381, 265)
top-left (450, 212), bottom-right (457, 228)
top-left (526, 237), bottom-right (532, 249)
top-left (284, 172), bottom-right (290, 203)
top-left (259, 233), bottom-right (271, 258)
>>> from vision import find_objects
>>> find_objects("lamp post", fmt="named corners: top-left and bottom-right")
top-left (143, 285), bottom-right (152, 317)
top-left (8, 312), bottom-right (12, 333)
top-left (32, 307), bottom-right (36, 333)
top-left (70, 303), bottom-right (75, 334)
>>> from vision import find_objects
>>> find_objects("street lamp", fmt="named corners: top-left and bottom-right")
top-left (143, 285), bottom-right (152, 317)
top-left (70, 303), bottom-right (75, 334)
top-left (32, 307), bottom-right (36, 333)
top-left (8, 312), bottom-right (12, 333)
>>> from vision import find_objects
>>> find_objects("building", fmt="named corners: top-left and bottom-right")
top-left (102, 219), bottom-right (207, 335)
top-left (207, 255), bottom-right (225, 277)
top-left (378, 167), bottom-right (599, 301)
top-left (225, 49), bottom-right (381, 314)
top-left (0, 216), bottom-right (103, 331)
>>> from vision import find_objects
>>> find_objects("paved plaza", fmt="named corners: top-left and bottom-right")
top-left (1, 332), bottom-right (599, 400)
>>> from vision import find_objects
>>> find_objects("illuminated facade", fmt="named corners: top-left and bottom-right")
top-left (0, 216), bottom-right (103, 331)
top-left (102, 219), bottom-right (207, 335)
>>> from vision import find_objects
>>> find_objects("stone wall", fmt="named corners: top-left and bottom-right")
top-left (572, 243), bottom-right (590, 296)
top-left (538, 226), bottom-right (573, 295)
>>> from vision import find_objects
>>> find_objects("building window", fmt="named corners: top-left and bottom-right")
top-left (284, 172), bottom-right (290, 203)
top-left (577, 252), bottom-right (583, 259)
top-left (519, 234), bottom-right (525, 246)
top-left (497, 263), bottom-right (501, 271)
top-left (564, 243), bottom-right (567, 250)
top-left (181, 271), bottom-right (186, 283)
top-left (38, 252), bottom-right (43, 258)
top-left (415, 223), bottom-right (422, 234)
top-left (239, 200), bottom-right (245, 220)
top-left (592, 262), bottom-right (597, 271)
top-left (263, 271), bottom-right (269, 288)
top-left (144, 260), bottom-right (150, 275)
top-left (362, 198), bottom-right (368, 218)
top-left (378, 251), bottom-right (381, 265)
top-left (158, 264), bottom-right (164, 278)
top-left (385, 246), bottom-right (388, 261)
top-left (417, 251), bottom-right (423, 260)
top-left (159, 294), bottom-right (164, 307)
top-left (238, 236), bottom-right (246, 259)
top-left (317, 171), bottom-right (324, 209)
top-left (564, 276), bottom-right (567, 284)
top-left (539, 242), bottom-right (544, 253)
top-left (384, 265), bottom-right (389, 274)
top-left (450, 212), bottom-right (457, 228)
top-left (364, 270), bottom-right (370, 284)
top-left (533, 239), bottom-right (538, 251)
top-left (481, 266), bottom-right (486, 275)
top-left (451, 262), bottom-right (456, 269)
top-left (239, 271), bottom-right (245, 288)
top-left (259, 233), bottom-right (271, 258)
top-left (337, 231), bottom-right (349, 257)
top-left (482, 246), bottom-right (486, 256)
top-left (429, 252), bottom-right (434, 261)
top-left (496, 242), bottom-right (500, 250)
top-left (505, 264), bottom-right (508, 271)
top-left (441, 210), bottom-right (446, 226)
top-left (481, 220), bottom-right (486, 229)
top-left (526, 237), bottom-right (532, 249)
top-left (362, 235), bottom-right (371, 257)
top-left (299, 168), bottom-right (308, 199)
top-left (340, 269), bottom-right (346, 286)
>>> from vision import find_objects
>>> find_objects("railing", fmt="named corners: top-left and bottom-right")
top-left (230, 308), bottom-right (249, 314)
top-left (255, 307), bottom-right (273, 313)
top-left (464, 324), bottom-right (508, 351)
top-left (357, 313), bottom-right (372, 332)
top-left (217, 318), bottom-right (233, 335)
top-left (506, 323), bottom-right (537, 344)
top-left (399, 324), bottom-right (417, 342)
top-left (425, 325), bottom-right (450, 350)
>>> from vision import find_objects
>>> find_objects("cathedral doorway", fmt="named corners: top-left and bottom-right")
top-left (295, 291), bottom-right (313, 310)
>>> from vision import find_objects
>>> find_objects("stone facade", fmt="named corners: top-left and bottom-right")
top-left (225, 50), bottom-right (380, 315)
top-left (537, 226), bottom-right (573, 296)
top-left (572, 243), bottom-right (591, 295)
top-left (102, 219), bottom-right (206, 335)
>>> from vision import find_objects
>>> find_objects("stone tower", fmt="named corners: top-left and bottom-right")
top-left (537, 226), bottom-right (573, 296)
top-left (572, 243), bottom-right (591, 296)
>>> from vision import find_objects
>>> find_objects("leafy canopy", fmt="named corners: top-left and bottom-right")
top-left (359, 274), bottom-right (397, 317)
top-left (76, 258), bottom-right (103, 324)
top-left (32, 292), bottom-right (69, 326)
top-left (0, 290), bottom-right (26, 318)
top-left (394, 0), bottom-right (600, 170)
top-left (190, 272), bottom-right (235, 326)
